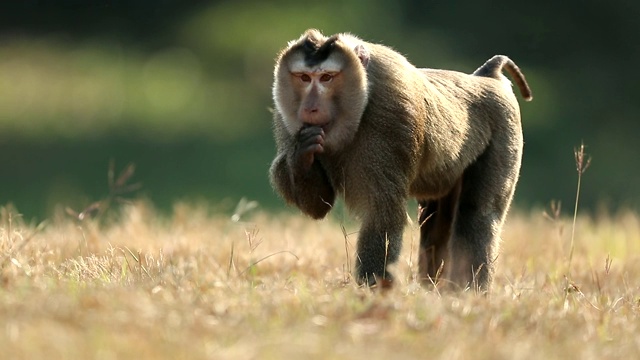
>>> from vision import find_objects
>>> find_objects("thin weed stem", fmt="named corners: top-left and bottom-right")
top-left (568, 142), bottom-right (591, 276)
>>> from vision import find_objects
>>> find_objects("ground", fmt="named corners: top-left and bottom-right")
top-left (1, 201), bottom-right (639, 359)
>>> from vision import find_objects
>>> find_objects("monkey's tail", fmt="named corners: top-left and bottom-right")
top-left (473, 55), bottom-right (533, 101)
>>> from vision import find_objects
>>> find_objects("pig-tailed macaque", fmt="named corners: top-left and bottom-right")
top-left (269, 29), bottom-right (532, 291)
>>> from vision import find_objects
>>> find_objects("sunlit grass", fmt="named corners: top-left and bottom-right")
top-left (1, 201), bottom-right (638, 359)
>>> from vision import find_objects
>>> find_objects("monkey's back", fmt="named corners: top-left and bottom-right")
top-left (406, 68), bottom-right (523, 199)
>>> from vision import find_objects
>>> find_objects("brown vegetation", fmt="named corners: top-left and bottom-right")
top-left (1, 201), bottom-right (638, 359)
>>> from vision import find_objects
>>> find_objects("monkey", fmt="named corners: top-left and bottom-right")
top-left (269, 29), bottom-right (532, 291)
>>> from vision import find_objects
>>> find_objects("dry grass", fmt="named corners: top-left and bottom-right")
top-left (1, 201), bottom-right (639, 359)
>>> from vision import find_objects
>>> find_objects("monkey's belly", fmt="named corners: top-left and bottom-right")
top-left (409, 171), bottom-right (461, 200)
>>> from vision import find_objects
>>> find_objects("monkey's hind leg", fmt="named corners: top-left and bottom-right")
top-left (417, 181), bottom-right (460, 287)
top-left (449, 141), bottom-right (521, 293)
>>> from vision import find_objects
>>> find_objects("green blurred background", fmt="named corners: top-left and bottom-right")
top-left (0, 0), bottom-right (638, 220)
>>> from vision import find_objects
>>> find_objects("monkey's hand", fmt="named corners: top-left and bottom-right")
top-left (292, 125), bottom-right (325, 174)
top-left (269, 124), bottom-right (335, 219)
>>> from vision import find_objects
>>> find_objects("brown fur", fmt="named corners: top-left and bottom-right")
top-left (269, 29), bottom-right (532, 290)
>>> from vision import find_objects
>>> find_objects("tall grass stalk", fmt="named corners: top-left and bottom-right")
top-left (568, 142), bottom-right (591, 275)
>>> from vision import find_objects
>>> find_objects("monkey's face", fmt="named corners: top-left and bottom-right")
top-left (289, 57), bottom-right (341, 130)
top-left (273, 30), bottom-right (370, 153)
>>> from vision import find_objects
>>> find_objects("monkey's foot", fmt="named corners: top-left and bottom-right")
top-left (356, 271), bottom-right (394, 288)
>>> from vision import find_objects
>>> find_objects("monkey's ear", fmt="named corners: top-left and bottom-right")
top-left (354, 44), bottom-right (370, 68)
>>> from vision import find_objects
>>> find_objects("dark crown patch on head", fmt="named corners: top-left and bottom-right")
top-left (301, 36), bottom-right (338, 66)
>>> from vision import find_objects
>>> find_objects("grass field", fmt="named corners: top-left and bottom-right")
top-left (1, 201), bottom-right (639, 359)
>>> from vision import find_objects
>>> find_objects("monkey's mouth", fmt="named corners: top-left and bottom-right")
top-left (320, 122), bottom-right (332, 133)
top-left (302, 122), bottom-right (332, 133)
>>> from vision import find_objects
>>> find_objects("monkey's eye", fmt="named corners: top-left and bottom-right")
top-left (320, 73), bottom-right (333, 82)
top-left (300, 74), bottom-right (312, 82)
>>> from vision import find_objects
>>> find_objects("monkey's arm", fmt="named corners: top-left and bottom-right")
top-left (270, 126), bottom-right (335, 219)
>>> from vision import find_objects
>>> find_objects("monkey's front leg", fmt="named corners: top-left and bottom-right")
top-left (355, 203), bottom-right (406, 286)
top-left (270, 125), bottom-right (336, 219)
